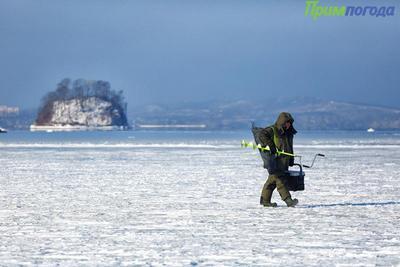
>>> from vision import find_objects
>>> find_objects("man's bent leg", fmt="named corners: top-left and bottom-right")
top-left (276, 175), bottom-right (298, 207)
top-left (260, 175), bottom-right (278, 207)
top-left (275, 175), bottom-right (291, 201)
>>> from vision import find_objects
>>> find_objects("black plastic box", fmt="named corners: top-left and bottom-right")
top-left (285, 164), bottom-right (305, 191)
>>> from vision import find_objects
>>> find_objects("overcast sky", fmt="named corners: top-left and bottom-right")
top-left (0, 0), bottom-right (399, 109)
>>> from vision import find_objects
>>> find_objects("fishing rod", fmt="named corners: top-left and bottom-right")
top-left (241, 140), bottom-right (325, 168)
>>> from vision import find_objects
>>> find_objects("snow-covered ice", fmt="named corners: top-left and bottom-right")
top-left (0, 131), bottom-right (400, 266)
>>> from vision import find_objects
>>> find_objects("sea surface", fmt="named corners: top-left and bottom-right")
top-left (1, 130), bottom-right (400, 266)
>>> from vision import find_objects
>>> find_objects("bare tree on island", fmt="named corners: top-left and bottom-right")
top-left (35, 78), bottom-right (128, 127)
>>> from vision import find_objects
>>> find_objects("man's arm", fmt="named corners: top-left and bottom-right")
top-left (259, 127), bottom-right (277, 155)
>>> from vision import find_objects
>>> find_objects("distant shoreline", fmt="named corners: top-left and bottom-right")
top-left (30, 124), bottom-right (127, 132)
top-left (135, 124), bottom-right (207, 129)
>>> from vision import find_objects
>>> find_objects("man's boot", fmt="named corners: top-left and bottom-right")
top-left (260, 190), bottom-right (277, 208)
top-left (284, 197), bottom-right (298, 207)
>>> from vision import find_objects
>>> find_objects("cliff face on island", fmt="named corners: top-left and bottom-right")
top-left (47, 97), bottom-right (122, 126)
top-left (32, 78), bottom-right (128, 130)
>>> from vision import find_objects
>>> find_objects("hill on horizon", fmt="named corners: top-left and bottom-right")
top-left (2, 97), bottom-right (400, 130)
top-left (129, 97), bottom-right (400, 130)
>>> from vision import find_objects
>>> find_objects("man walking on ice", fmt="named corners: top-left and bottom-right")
top-left (259, 112), bottom-right (299, 207)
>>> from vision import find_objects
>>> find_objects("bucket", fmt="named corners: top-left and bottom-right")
top-left (285, 164), bottom-right (305, 191)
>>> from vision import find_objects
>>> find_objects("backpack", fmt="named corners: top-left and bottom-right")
top-left (251, 122), bottom-right (277, 174)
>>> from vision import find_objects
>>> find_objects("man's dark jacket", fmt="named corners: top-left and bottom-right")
top-left (259, 112), bottom-right (297, 175)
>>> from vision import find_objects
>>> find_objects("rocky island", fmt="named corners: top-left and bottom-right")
top-left (30, 78), bottom-right (128, 131)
